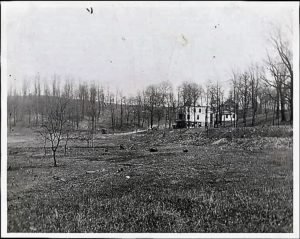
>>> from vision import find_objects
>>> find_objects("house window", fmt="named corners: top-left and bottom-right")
top-left (187, 114), bottom-right (190, 120)
top-left (226, 115), bottom-right (228, 119)
top-left (197, 115), bottom-right (199, 120)
top-left (233, 114), bottom-right (235, 119)
top-left (199, 108), bottom-right (201, 113)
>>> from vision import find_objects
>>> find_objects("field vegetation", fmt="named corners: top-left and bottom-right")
top-left (7, 125), bottom-right (293, 232)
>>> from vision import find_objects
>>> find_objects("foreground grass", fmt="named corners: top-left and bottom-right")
top-left (7, 128), bottom-right (293, 233)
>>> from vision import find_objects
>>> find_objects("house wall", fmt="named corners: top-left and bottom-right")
top-left (221, 113), bottom-right (236, 122)
top-left (176, 106), bottom-right (236, 128)
top-left (184, 106), bottom-right (211, 125)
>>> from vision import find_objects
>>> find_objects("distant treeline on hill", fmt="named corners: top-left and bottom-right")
top-left (7, 29), bottom-right (293, 131)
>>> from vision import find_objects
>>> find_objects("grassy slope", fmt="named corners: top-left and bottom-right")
top-left (7, 126), bottom-right (293, 233)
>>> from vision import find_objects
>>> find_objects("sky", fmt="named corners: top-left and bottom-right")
top-left (2, 1), bottom-right (297, 96)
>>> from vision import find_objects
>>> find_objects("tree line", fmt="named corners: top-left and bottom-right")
top-left (8, 28), bottom-right (293, 132)
top-left (7, 29), bottom-right (293, 166)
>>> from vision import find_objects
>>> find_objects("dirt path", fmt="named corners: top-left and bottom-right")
top-left (108, 129), bottom-right (148, 136)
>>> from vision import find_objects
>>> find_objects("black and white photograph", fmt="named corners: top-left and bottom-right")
top-left (1, 1), bottom-right (299, 238)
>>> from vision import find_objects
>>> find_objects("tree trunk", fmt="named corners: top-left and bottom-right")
top-left (13, 108), bottom-right (16, 127)
top-left (53, 150), bottom-right (57, 167)
top-left (64, 139), bottom-right (68, 156)
top-left (243, 111), bottom-right (247, 127)
top-left (272, 100), bottom-right (276, 126)
top-left (193, 105), bottom-right (196, 128)
top-left (290, 78), bottom-right (293, 122)
top-left (28, 110), bottom-right (31, 126)
top-left (278, 84), bottom-right (286, 122)
top-left (120, 99), bottom-right (123, 128)
top-left (265, 103), bottom-right (268, 125)
top-left (290, 99), bottom-right (293, 123)
top-left (44, 137), bottom-right (47, 156)
top-left (276, 95), bottom-right (280, 125)
top-left (150, 107), bottom-right (154, 129)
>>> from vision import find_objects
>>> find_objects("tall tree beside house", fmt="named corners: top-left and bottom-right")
top-left (204, 83), bottom-right (211, 129)
top-left (168, 90), bottom-right (177, 129)
top-left (271, 28), bottom-right (293, 122)
top-left (209, 82), bottom-right (224, 127)
top-left (191, 83), bottom-right (202, 127)
top-left (178, 82), bottom-right (193, 128)
top-left (262, 28), bottom-right (293, 123)
top-left (159, 81), bottom-right (172, 129)
top-left (249, 64), bottom-right (263, 126)
top-left (235, 72), bottom-right (251, 127)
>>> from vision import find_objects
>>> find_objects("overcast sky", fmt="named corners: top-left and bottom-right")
top-left (2, 2), bottom-right (296, 96)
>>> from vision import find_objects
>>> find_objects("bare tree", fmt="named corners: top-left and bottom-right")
top-left (87, 84), bottom-right (97, 131)
top-left (78, 83), bottom-right (88, 121)
top-left (119, 93), bottom-right (124, 128)
top-left (144, 85), bottom-right (156, 129)
top-left (168, 90), bottom-right (176, 129)
top-left (209, 82), bottom-right (224, 127)
top-left (178, 82), bottom-right (193, 128)
top-left (97, 85), bottom-right (105, 124)
top-left (22, 78), bottom-right (33, 126)
top-left (135, 92), bottom-right (143, 128)
top-left (109, 92), bottom-right (116, 133)
top-left (204, 83), bottom-right (211, 130)
top-left (7, 85), bottom-right (19, 130)
top-left (264, 55), bottom-right (287, 122)
top-left (190, 83), bottom-right (202, 127)
top-left (33, 73), bottom-right (41, 126)
top-left (41, 85), bottom-right (69, 167)
top-left (236, 72), bottom-right (251, 127)
top-left (249, 64), bottom-right (263, 126)
top-left (270, 29), bottom-right (293, 122)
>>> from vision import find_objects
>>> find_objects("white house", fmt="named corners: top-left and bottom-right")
top-left (220, 110), bottom-right (236, 122)
top-left (175, 106), bottom-right (236, 128)
top-left (176, 105), bottom-right (212, 128)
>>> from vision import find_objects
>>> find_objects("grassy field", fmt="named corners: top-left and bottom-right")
top-left (7, 126), bottom-right (293, 233)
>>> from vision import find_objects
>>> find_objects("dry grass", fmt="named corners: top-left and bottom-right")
top-left (7, 127), bottom-right (293, 233)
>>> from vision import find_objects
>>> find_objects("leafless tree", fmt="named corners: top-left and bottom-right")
top-left (87, 84), bottom-right (97, 131)
top-left (109, 92), bottom-right (116, 133)
top-left (249, 64), bottom-right (263, 126)
top-left (78, 83), bottom-right (88, 121)
top-left (178, 82), bottom-right (193, 128)
top-left (145, 85), bottom-right (157, 129)
top-left (41, 84), bottom-right (70, 167)
top-left (191, 83), bottom-right (202, 127)
top-left (97, 85), bottom-right (105, 123)
top-left (270, 29), bottom-right (293, 122)
top-left (7, 85), bottom-right (19, 131)
top-left (209, 82), bottom-right (224, 127)
top-left (33, 73), bottom-right (41, 126)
